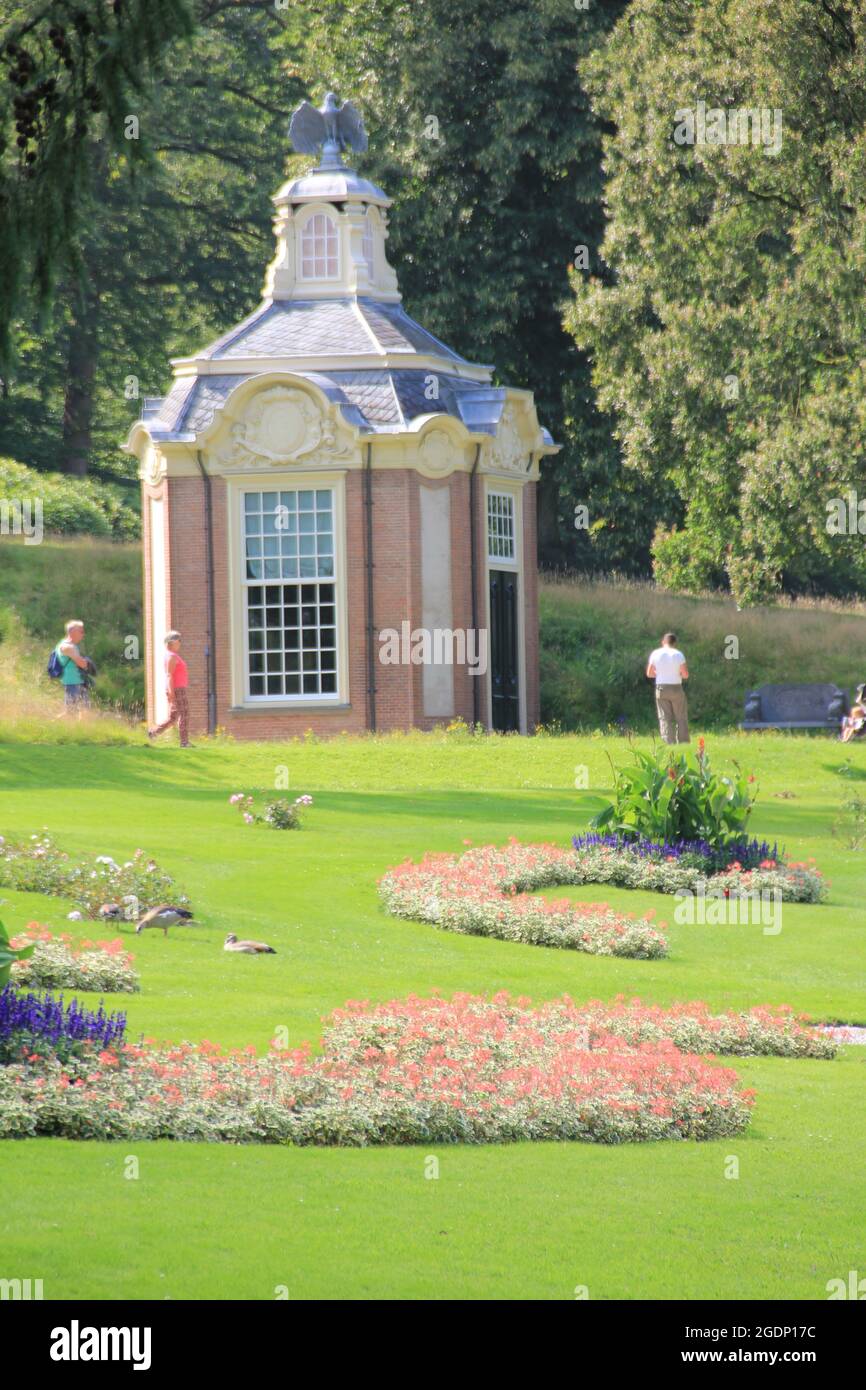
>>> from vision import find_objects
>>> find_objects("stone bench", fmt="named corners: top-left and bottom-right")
top-left (741, 683), bottom-right (850, 731)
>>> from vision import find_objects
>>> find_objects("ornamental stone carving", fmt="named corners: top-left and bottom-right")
top-left (142, 444), bottom-right (164, 486)
top-left (488, 402), bottom-right (529, 474)
top-left (218, 385), bottom-right (355, 468)
top-left (420, 428), bottom-right (457, 472)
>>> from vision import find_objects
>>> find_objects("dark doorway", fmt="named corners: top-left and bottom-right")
top-left (489, 569), bottom-right (520, 731)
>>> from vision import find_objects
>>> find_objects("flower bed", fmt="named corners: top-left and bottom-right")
top-left (379, 842), bottom-right (668, 958)
top-left (573, 832), bottom-right (783, 874)
top-left (9, 925), bottom-right (139, 994)
top-left (575, 997), bottom-right (835, 1059)
top-left (0, 833), bottom-right (189, 919)
top-left (0, 992), bottom-right (786, 1145)
top-left (569, 837), bottom-right (825, 903)
top-left (378, 839), bottom-right (824, 956)
top-left (0, 985), bottom-right (127, 1065)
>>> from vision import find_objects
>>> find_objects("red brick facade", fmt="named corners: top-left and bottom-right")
top-left (143, 464), bottom-right (539, 739)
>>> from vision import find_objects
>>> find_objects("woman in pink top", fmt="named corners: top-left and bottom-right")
top-left (147, 631), bottom-right (191, 747)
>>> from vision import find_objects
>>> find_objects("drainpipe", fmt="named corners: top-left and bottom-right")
top-left (196, 451), bottom-right (217, 735)
top-left (364, 442), bottom-right (377, 731)
top-left (469, 443), bottom-right (482, 728)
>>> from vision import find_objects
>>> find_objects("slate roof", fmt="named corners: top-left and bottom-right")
top-left (195, 297), bottom-right (471, 364)
top-left (139, 368), bottom-right (557, 444)
top-left (138, 296), bottom-right (554, 446)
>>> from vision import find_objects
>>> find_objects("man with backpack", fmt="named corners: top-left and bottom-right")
top-left (49, 620), bottom-right (94, 714)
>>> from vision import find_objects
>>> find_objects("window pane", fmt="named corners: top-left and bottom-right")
top-left (300, 213), bottom-right (339, 279)
top-left (245, 488), bottom-right (338, 699)
top-left (487, 492), bottom-right (516, 561)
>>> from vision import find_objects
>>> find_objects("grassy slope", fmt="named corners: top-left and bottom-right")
top-left (0, 537), bottom-right (142, 717)
top-left (541, 577), bottom-right (866, 729)
top-left (4, 538), bottom-right (866, 732)
top-left (0, 733), bottom-right (864, 1300)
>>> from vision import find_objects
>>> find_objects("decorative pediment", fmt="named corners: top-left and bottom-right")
top-left (203, 378), bottom-right (359, 472)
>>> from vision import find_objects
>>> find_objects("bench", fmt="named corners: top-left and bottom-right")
top-left (741, 683), bottom-right (849, 731)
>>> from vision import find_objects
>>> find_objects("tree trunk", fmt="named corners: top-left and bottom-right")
top-left (60, 281), bottom-right (100, 476)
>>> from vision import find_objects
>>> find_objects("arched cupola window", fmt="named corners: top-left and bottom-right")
top-left (300, 212), bottom-right (339, 279)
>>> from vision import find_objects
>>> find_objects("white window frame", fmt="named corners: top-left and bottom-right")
top-left (232, 477), bottom-right (348, 707)
top-left (487, 489), bottom-right (517, 566)
top-left (299, 211), bottom-right (340, 281)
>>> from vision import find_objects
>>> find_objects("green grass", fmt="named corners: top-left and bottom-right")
top-left (0, 536), bottom-right (142, 717)
top-left (0, 732), bottom-right (864, 1299)
top-left (541, 575), bottom-right (866, 729)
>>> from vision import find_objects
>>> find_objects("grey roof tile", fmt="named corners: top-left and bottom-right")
top-left (356, 300), bottom-right (468, 361)
top-left (140, 369), bottom-right (512, 442)
top-left (195, 297), bottom-right (471, 364)
top-left (209, 301), bottom-right (376, 359)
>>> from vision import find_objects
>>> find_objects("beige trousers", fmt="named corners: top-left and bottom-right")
top-left (655, 684), bottom-right (689, 744)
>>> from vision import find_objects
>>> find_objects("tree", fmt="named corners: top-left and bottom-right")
top-left (566, 0), bottom-right (866, 603)
top-left (293, 0), bottom-right (663, 572)
top-left (0, 0), bottom-right (305, 477)
top-left (0, 0), bottom-right (195, 372)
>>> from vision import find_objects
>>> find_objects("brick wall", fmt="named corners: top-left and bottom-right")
top-left (142, 463), bottom-right (540, 739)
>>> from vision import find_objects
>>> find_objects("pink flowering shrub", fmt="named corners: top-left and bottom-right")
top-left (0, 991), bottom-right (835, 1146)
top-left (9, 925), bottom-right (139, 994)
top-left (575, 997), bottom-right (836, 1059)
top-left (379, 840), bottom-right (668, 957)
top-left (379, 841), bottom-right (824, 957)
top-left (568, 843), bottom-right (825, 903)
top-left (0, 833), bottom-right (188, 919)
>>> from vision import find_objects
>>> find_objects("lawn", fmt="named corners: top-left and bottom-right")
top-left (1, 731), bottom-right (864, 1300)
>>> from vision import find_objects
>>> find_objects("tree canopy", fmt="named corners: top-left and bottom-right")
top-left (566, 0), bottom-right (866, 603)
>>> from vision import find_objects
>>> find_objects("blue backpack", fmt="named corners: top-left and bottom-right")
top-left (47, 647), bottom-right (64, 680)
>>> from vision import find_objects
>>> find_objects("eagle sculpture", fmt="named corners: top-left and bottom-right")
top-left (289, 92), bottom-right (368, 161)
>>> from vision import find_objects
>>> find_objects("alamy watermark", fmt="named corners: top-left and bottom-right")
top-left (825, 488), bottom-right (866, 535)
top-left (674, 101), bottom-right (783, 157)
top-left (0, 1276), bottom-right (43, 1299)
top-left (674, 881), bottom-right (782, 935)
top-left (378, 623), bottom-right (488, 676)
top-left (0, 498), bottom-right (43, 545)
top-left (50, 1321), bottom-right (151, 1370)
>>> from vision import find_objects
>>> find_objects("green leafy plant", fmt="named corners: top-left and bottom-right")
top-left (0, 920), bottom-right (35, 990)
top-left (589, 741), bottom-right (758, 850)
top-left (832, 792), bottom-right (866, 851)
top-left (228, 793), bottom-right (313, 830)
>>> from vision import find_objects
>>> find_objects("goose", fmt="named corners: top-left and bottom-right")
top-left (99, 903), bottom-right (123, 920)
top-left (224, 932), bottom-right (276, 955)
top-left (135, 905), bottom-right (194, 936)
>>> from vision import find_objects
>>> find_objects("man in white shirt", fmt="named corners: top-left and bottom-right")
top-left (646, 632), bottom-right (690, 744)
